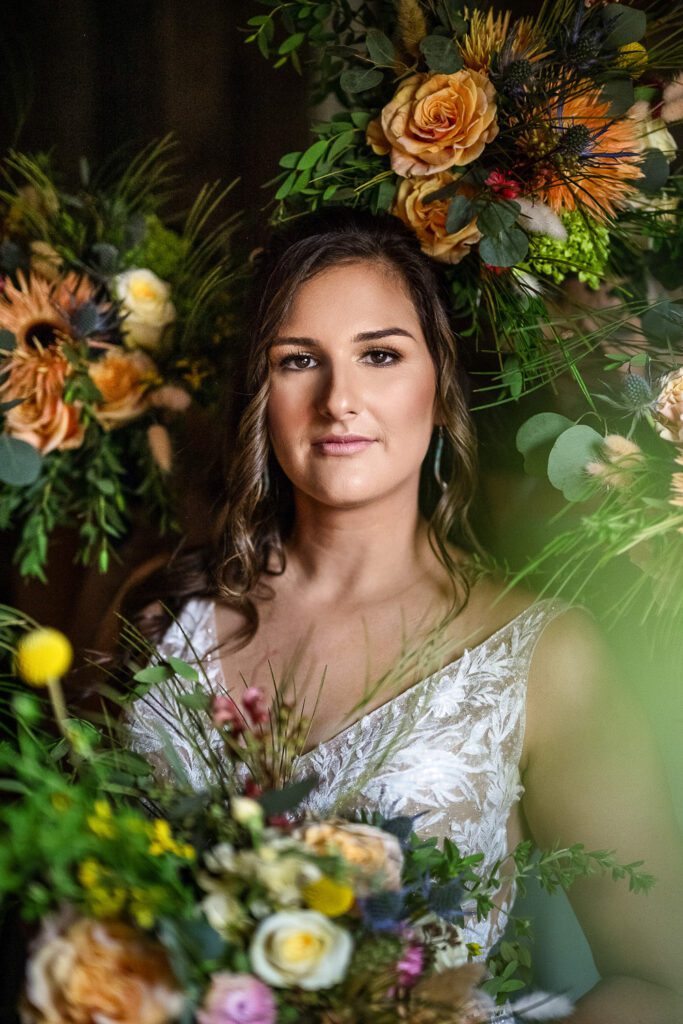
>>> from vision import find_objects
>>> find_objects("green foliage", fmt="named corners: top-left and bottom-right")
top-left (0, 435), bottom-right (41, 486)
top-left (526, 211), bottom-right (610, 289)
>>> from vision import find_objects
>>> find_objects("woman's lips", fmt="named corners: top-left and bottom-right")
top-left (313, 438), bottom-right (375, 456)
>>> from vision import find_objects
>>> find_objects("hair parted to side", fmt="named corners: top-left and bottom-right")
top-left (209, 206), bottom-right (483, 650)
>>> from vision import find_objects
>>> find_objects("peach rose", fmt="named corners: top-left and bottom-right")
top-left (1, 346), bottom-right (84, 454)
top-left (653, 368), bottom-right (683, 443)
top-left (89, 348), bottom-right (156, 428)
top-left (367, 69), bottom-right (498, 176)
top-left (21, 914), bottom-right (184, 1024)
top-left (393, 173), bottom-right (481, 263)
top-left (295, 820), bottom-right (403, 896)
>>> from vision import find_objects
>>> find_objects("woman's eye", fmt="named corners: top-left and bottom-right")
top-left (280, 353), bottom-right (316, 370)
top-left (363, 349), bottom-right (400, 366)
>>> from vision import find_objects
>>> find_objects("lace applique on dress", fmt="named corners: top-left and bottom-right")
top-left (125, 593), bottom-right (572, 985)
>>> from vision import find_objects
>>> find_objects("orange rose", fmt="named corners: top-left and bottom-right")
top-left (1, 346), bottom-right (84, 454)
top-left (367, 69), bottom-right (498, 177)
top-left (295, 820), bottom-right (403, 896)
top-left (22, 915), bottom-right (184, 1024)
top-left (89, 348), bottom-right (156, 428)
top-left (393, 173), bottom-right (481, 264)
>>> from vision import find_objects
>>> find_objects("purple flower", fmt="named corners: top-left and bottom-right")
top-left (197, 973), bottom-right (277, 1024)
top-left (397, 943), bottom-right (425, 987)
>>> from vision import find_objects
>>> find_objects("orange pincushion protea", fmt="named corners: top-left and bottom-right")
top-left (527, 85), bottom-right (643, 221)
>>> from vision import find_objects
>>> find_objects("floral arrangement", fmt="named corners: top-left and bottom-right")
top-left (0, 139), bottom-right (240, 578)
top-left (504, 356), bottom-right (683, 640)
top-left (0, 612), bottom-right (653, 1024)
top-left (247, 0), bottom-right (683, 407)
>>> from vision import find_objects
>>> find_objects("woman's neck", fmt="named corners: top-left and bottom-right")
top-left (282, 487), bottom-right (442, 608)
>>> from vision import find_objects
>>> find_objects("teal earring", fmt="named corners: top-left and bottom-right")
top-left (434, 426), bottom-right (448, 492)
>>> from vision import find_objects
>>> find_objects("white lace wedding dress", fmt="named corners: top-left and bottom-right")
top-left (127, 594), bottom-right (572, 1022)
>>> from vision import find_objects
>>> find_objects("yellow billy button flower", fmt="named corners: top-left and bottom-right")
top-left (148, 818), bottom-right (195, 859)
top-left (87, 800), bottom-right (117, 840)
top-left (16, 628), bottom-right (72, 686)
top-left (302, 876), bottom-right (355, 917)
top-left (616, 42), bottom-right (648, 78)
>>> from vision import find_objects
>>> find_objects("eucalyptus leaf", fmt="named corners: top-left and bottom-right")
top-left (641, 301), bottom-right (683, 345)
top-left (477, 200), bottom-right (521, 237)
top-left (0, 435), bottom-right (42, 486)
top-left (340, 68), bottom-right (383, 93)
top-left (602, 4), bottom-right (646, 48)
top-left (259, 774), bottom-right (320, 816)
top-left (479, 227), bottom-right (528, 267)
top-left (600, 78), bottom-right (635, 117)
top-left (446, 195), bottom-right (474, 234)
top-left (366, 28), bottom-right (396, 66)
top-left (547, 425), bottom-right (604, 502)
top-left (636, 148), bottom-right (670, 195)
top-left (516, 412), bottom-right (574, 477)
top-left (0, 329), bottom-right (16, 351)
top-left (419, 35), bottom-right (463, 73)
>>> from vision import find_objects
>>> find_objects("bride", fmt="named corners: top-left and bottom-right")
top-left (125, 208), bottom-right (683, 1022)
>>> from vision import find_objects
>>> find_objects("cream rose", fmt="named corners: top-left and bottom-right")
top-left (114, 268), bottom-right (176, 350)
top-left (249, 910), bottom-right (352, 990)
top-left (393, 173), bottom-right (481, 264)
top-left (367, 69), bottom-right (498, 177)
top-left (653, 368), bottom-right (683, 443)
top-left (21, 914), bottom-right (184, 1024)
top-left (89, 348), bottom-right (156, 428)
top-left (295, 820), bottom-right (403, 896)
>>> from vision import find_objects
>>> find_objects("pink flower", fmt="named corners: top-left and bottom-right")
top-left (242, 687), bottom-right (270, 726)
top-left (211, 694), bottom-right (245, 733)
top-left (197, 973), bottom-right (276, 1024)
top-left (485, 169), bottom-right (521, 199)
top-left (397, 943), bottom-right (425, 987)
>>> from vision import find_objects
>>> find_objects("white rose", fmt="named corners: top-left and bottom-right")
top-left (231, 796), bottom-right (264, 827)
top-left (249, 910), bottom-right (353, 990)
top-left (201, 890), bottom-right (248, 939)
top-left (114, 268), bottom-right (176, 350)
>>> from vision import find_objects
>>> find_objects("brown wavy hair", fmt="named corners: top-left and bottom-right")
top-left (130, 208), bottom-right (483, 648)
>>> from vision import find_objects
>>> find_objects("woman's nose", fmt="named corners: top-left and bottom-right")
top-left (315, 360), bottom-right (362, 419)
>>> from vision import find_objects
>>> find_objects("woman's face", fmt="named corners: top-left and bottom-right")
top-left (266, 261), bottom-right (438, 509)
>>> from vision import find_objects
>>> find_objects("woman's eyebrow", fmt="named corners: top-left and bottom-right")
top-left (269, 327), bottom-right (417, 349)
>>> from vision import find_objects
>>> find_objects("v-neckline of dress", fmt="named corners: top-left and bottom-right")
top-left (206, 598), bottom-right (550, 764)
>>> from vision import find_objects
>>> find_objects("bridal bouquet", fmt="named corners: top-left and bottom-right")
top-left (247, 0), bottom-right (683, 405)
top-left (0, 138), bottom-right (240, 579)
top-left (0, 613), bottom-right (653, 1024)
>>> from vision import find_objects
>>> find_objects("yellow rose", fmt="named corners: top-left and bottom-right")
top-left (22, 915), bottom-right (184, 1024)
top-left (89, 348), bottom-right (156, 428)
top-left (295, 820), bottom-right (403, 897)
top-left (249, 910), bottom-right (353, 990)
top-left (113, 268), bottom-right (176, 351)
top-left (393, 174), bottom-right (481, 264)
top-left (367, 69), bottom-right (498, 177)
